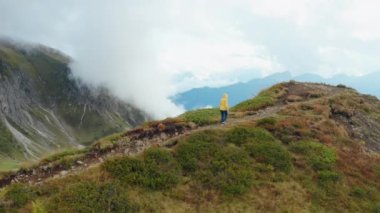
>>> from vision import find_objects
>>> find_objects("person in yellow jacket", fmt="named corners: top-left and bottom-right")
top-left (220, 93), bottom-right (229, 124)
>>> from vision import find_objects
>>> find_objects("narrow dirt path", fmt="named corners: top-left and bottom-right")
top-left (1, 83), bottom-right (346, 188)
top-left (164, 105), bottom-right (283, 145)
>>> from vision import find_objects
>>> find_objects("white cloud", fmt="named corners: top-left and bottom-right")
top-left (318, 46), bottom-right (379, 76)
top-left (157, 32), bottom-right (282, 77)
top-left (249, 0), bottom-right (329, 26)
top-left (1, 0), bottom-right (380, 118)
top-left (338, 0), bottom-right (380, 41)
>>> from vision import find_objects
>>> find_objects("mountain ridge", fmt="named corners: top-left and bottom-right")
top-left (173, 71), bottom-right (380, 110)
top-left (0, 40), bottom-right (149, 169)
top-left (0, 81), bottom-right (379, 212)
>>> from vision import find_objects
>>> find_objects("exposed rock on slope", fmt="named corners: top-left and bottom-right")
top-left (0, 40), bottom-right (148, 163)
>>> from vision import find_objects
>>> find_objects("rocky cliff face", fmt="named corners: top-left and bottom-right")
top-left (0, 41), bottom-right (148, 163)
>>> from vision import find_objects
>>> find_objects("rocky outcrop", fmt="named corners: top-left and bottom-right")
top-left (0, 41), bottom-right (149, 161)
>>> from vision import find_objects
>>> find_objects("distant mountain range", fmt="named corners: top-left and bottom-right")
top-left (172, 71), bottom-right (380, 110)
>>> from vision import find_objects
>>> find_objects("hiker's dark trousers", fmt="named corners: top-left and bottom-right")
top-left (220, 110), bottom-right (228, 123)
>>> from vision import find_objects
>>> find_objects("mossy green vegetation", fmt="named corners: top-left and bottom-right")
top-left (317, 170), bottom-right (341, 186)
top-left (104, 148), bottom-right (181, 190)
top-left (232, 95), bottom-right (275, 112)
top-left (290, 140), bottom-right (337, 171)
top-left (1, 128), bottom-right (292, 211)
top-left (244, 141), bottom-right (292, 174)
top-left (288, 140), bottom-right (362, 210)
top-left (175, 131), bottom-right (254, 195)
top-left (223, 127), bottom-right (292, 173)
top-left (232, 83), bottom-right (287, 112)
top-left (32, 148), bottom-right (88, 171)
top-left (180, 108), bottom-right (220, 126)
top-left (1, 124), bottom-right (379, 212)
top-left (225, 127), bottom-right (276, 146)
top-left (91, 133), bottom-right (124, 151)
top-left (175, 133), bottom-right (218, 173)
top-left (46, 181), bottom-right (139, 212)
top-left (3, 183), bottom-right (37, 208)
top-left (39, 149), bottom-right (87, 165)
top-left (31, 200), bottom-right (47, 213)
top-left (256, 117), bottom-right (277, 129)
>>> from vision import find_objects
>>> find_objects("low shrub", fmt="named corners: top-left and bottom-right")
top-left (337, 84), bottom-right (347, 88)
top-left (310, 149), bottom-right (337, 171)
top-left (225, 127), bottom-right (276, 146)
top-left (373, 203), bottom-right (380, 213)
top-left (244, 141), bottom-right (293, 174)
top-left (103, 148), bottom-right (181, 190)
top-left (142, 149), bottom-right (182, 189)
top-left (290, 140), bottom-right (337, 171)
top-left (253, 163), bottom-right (274, 173)
top-left (92, 133), bottom-right (122, 151)
top-left (290, 140), bottom-right (320, 154)
top-left (232, 95), bottom-right (275, 112)
top-left (47, 181), bottom-right (139, 212)
top-left (175, 134), bottom-right (254, 195)
top-left (375, 165), bottom-right (380, 177)
top-left (180, 108), bottom-right (220, 126)
top-left (256, 117), bottom-right (277, 129)
top-left (309, 93), bottom-right (323, 99)
top-left (317, 171), bottom-right (341, 186)
top-left (273, 117), bottom-right (313, 144)
top-left (4, 183), bottom-right (37, 208)
top-left (56, 156), bottom-right (79, 170)
top-left (350, 186), bottom-right (366, 198)
top-left (206, 146), bottom-right (254, 195)
top-left (175, 130), bottom-right (221, 172)
top-left (186, 130), bottom-right (221, 144)
top-left (176, 138), bottom-right (218, 173)
top-left (39, 149), bottom-right (86, 165)
top-left (32, 200), bottom-right (47, 213)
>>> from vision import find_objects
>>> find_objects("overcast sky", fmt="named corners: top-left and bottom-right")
top-left (1, 0), bottom-right (380, 118)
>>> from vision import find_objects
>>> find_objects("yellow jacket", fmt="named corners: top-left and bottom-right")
top-left (219, 94), bottom-right (229, 111)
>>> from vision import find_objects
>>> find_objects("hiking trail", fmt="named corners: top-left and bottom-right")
top-left (0, 105), bottom-right (285, 188)
top-left (0, 83), bottom-right (348, 188)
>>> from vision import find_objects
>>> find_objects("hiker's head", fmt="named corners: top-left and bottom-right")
top-left (223, 93), bottom-right (228, 98)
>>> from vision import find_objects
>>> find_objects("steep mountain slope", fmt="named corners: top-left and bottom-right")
top-left (0, 40), bottom-right (148, 168)
top-left (173, 71), bottom-right (380, 110)
top-left (0, 82), bottom-right (379, 212)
